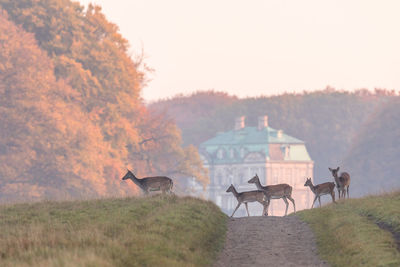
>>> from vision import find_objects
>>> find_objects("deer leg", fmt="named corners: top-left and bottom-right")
top-left (261, 202), bottom-right (268, 216)
top-left (347, 186), bottom-right (350, 199)
top-left (265, 199), bottom-right (271, 216)
top-left (287, 195), bottom-right (296, 213)
top-left (282, 197), bottom-right (289, 216)
top-left (245, 202), bottom-right (250, 217)
top-left (331, 190), bottom-right (336, 203)
top-left (231, 202), bottom-right (241, 217)
top-left (311, 196), bottom-right (318, 208)
top-left (318, 196), bottom-right (322, 207)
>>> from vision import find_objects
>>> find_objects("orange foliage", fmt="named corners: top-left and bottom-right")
top-left (0, 3), bottom-right (208, 201)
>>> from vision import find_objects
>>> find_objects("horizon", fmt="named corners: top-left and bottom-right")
top-left (145, 86), bottom-right (398, 104)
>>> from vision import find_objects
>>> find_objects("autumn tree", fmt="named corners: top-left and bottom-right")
top-left (0, 0), bottom-right (208, 201)
top-left (0, 10), bottom-right (129, 201)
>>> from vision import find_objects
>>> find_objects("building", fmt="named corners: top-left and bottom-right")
top-left (199, 116), bottom-right (314, 216)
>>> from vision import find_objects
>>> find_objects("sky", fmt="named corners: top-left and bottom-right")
top-left (78, 0), bottom-right (400, 102)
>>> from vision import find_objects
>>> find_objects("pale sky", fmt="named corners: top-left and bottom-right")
top-left (78, 0), bottom-right (400, 102)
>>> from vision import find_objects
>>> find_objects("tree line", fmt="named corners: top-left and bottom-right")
top-left (150, 88), bottom-right (400, 196)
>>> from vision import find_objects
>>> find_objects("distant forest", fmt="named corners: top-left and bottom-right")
top-left (0, 0), bottom-right (207, 202)
top-left (150, 89), bottom-right (400, 197)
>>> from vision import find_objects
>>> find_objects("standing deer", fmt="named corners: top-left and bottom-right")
top-left (329, 167), bottom-right (350, 199)
top-left (121, 170), bottom-right (173, 195)
top-left (248, 174), bottom-right (296, 216)
top-left (226, 184), bottom-right (271, 217)
top-left (304, 178), bottom-right (336, 208)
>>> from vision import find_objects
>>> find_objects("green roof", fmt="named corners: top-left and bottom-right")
top-left (200, 126), bottom-right (311, 163)
top-left (202, 126), bottom-right (303, 146)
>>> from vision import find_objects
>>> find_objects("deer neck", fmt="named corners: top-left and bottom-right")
top-left (130, 176), bottom-right (143, 188)
top-left (332, 173), bottom-right (341, 184)
top-left (306, 183), bottom-right (317, 194)
top-left (230, 186), bottom-right (240, 198)
top-left (331, 171), bottom-right (339, 179)
top-left (254, 178), bottom-right (264, 190)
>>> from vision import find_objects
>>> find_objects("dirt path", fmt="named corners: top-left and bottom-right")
top-left (214, 216), bottom-right (329, 267)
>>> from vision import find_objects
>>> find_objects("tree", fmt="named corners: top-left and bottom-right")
top-left (0, 1), bottom-right (209, 201)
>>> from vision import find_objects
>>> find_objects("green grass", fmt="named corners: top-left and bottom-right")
top-left (298, 191), bottom-right (400, 267)
top-left (0, 195), bottom-right (227, 266)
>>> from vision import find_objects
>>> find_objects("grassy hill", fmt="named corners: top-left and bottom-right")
top-left (298, 191), bottom-right (400, 266)
top-left (0, 195), bottom-right (227, 266)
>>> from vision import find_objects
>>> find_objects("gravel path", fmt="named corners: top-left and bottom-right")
top-left (214, 216), bottom-right (329, 267)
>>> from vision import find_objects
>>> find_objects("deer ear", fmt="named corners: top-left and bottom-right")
top-left (337, 167), bottom-right (340, 171)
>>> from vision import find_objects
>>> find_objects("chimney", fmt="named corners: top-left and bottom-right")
top-left (258, 115), bottom-right (268, 130)
top-left (235, 116), bottom-right (245, 130)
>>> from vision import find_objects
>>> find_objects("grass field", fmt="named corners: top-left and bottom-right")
top-left (0, 195), bottom-right (227, 266)
top-left (298, 191), bottom-right (400, 267)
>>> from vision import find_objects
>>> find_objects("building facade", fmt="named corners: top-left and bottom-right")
top-left (199, 116), bottom-right (314, 216)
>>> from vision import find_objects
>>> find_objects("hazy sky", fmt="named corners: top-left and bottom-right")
top-left (78, 0), bottom-right (400, 102)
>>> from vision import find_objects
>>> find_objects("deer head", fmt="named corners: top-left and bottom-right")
top-left (247, 174), bottom-right (259, 184)
top-left (304, 177), bottom-right (312, 187)
top-left (121, 169), bottom-right (136, 180)
top-left (328, 167), bottom-right (340, 178)
top-left (226, 184), bottom-right (235, 193)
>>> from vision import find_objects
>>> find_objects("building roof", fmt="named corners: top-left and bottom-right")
top-left (201, 126), bottom-right (304, 146)
top-left (200, 126), bottom-right (312, 163)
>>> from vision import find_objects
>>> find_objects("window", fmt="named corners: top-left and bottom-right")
top-left (217, 148), bottom-right (225, 159)
top-left (286, 169), bottom-right (292, 185)
top-left (229, 148), bottom-right (235, 158)
top-left (216, 173), bottom-right (222, 185)
top-left (238, 171), bottom-right (244, 184)
top-left (240, 147), bottom-right (247, 158)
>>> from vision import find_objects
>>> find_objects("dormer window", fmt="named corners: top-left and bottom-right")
top-left (217, 148), bottom-right (224, 159)
top-left (281, 145), bottom-right (290, 159)
top-left (285, 146), bottom-right (290, 158)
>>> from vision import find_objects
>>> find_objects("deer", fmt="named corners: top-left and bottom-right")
top-left (304, 177), bottom-right (336, 208)
top-left (247, 174), bottom-right (295, 216)
top-left (226, 184), bottom-right (271, 217)
top-left (121, 170), bottom-right (173, 195)
top-left (328, 167), bottom-right (350, 199)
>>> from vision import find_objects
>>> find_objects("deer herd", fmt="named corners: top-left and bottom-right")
top-left (121, 166), bottom-right (350, 218)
